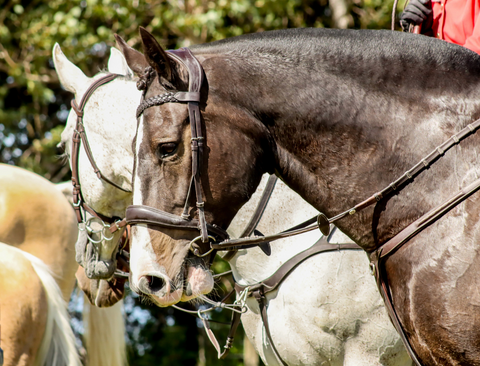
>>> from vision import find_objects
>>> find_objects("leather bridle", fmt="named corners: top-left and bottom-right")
top-left (125, 48), bottom-right (325, 256)
top-left (126, 48), bottom-right (230, 257)
top-left (70, 73), bottom-right (130, 231)
top-left (70, 73), bottom-right (131, 278)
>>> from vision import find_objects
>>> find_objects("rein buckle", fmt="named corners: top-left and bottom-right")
top-left (189, 235), bottom-right (216, 258)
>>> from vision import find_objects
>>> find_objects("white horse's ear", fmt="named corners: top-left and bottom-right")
top-left (52, 43), bottom-right (90, 94)
top-left (108, 47), bottom-right (134, 77)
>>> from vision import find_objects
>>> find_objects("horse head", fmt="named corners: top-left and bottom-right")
top-left (53, 44), bottom-right (138, 306)
top-left (117, 28), bottom-right (272, 306)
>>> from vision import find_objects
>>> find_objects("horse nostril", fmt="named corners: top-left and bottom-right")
top-left (146, 275), bottom-right (165, 293)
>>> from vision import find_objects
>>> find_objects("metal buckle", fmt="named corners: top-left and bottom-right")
top-left (189, 235), bottom-right (216, 258)
top-left (234, 287), bottom-right (249, 313)
top-left (85, 216), bottom-right (115, 244)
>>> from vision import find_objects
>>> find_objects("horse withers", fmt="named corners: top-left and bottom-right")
top-left (54, 42), bottom-right (413, 365)
top-left (123, 27), bottom-right (480, 365)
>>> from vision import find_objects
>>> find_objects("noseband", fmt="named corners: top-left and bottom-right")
top-left (126, 48), bottom-right (229, 256)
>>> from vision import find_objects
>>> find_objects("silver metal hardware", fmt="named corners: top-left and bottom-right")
top-left (189, 235), bottom-right (216, 258)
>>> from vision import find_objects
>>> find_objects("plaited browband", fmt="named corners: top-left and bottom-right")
top-left (136, 91), bottom-right (201, 119)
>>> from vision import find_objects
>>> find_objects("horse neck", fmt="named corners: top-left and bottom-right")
top-left (198, 31), bottom-right (480, 251)
top-left (74, 76), bottom-right (138, 218)
top-left (226, 175), bottom-right (320, 284)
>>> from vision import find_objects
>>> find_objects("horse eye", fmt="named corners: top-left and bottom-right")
top-left (157, 142), bottom-right (178, 158)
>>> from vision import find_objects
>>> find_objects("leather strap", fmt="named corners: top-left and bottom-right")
top-left (241, 175), bottom-right (279, 238)
top-left (219, 311), bottom-right (242, 359)
top-left (211, 215), bottom-right (319, 250)
top-left (255, 289), bottom-right (288, 366)
top-left (132, 48), bottom-right (213, 251)
top-left (126, 204), bottom-right (229, 241)
top-left (223, 175), bottom-right (278, 261)
top-left (234, 235), bottom-right (363, 365)
top-left (315, 115), bottom-right (480, 235)
top-left (368, 171), bottom-right (480, 366)
top-left (235, 235), bottom-right (361, 295)
top-left (70, 73), bottom-right (131, 225)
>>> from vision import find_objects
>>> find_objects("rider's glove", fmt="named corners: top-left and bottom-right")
top-left (399, 0), bottom-right (432, 32)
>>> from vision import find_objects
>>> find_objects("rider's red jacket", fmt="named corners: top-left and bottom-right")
top-left (431, 0), bottom-right (480, 54)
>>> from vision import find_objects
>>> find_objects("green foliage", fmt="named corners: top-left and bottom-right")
top-left (0, 0), bottom-right (400, 179)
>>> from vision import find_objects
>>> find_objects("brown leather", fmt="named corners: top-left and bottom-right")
top-left (130, 48), bottom-right (214, 251)
top-left (255, 290), bottom-right (288, 366)
top-left (126, 205), bottom-right (229, 241)
top-left (240, 175), bottom-right (279, 238)
top-left (368, 172), bottom-right (480, 366)
top-left (234, 235), bottom-right (363, 365)
top-left (219, 311), bottom-right (242, 359)
top-left (223, 175), bottom-right (278, 261)
top-left (235, 235), bottom-right (361, 295)
top-left (70, 73), bottom-right (131, 225)
top-left (318, 115), bottom-right (480, 232)
top-left (211, 215), bottom-right (318, 250)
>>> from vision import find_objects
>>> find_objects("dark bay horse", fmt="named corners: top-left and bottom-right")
top-left (119, 27), bottom-right (480, 365)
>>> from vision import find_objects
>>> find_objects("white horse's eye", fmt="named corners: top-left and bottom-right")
top-left (57, 141), bottom-right (66, 153)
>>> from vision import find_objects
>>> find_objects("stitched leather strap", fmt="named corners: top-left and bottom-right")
top-left (234, 235), bottom-right (363, 365)
top-left (367, 172), bottom-right (480, 366)
top-left (255, 290), bottom-right (288, 366)
top-left (235, 235), bottom-right (362, 295)
top-left (223, 175), bottom-right (278, 261)
top-left (70, 73), bottom-right (131, 224)
top-left (126, 204), bottom-right (229, 241)
top-left (314, 116), bottom-right (480, 235)
top-left (219, 311), bottom-right (242, 359)
top-left (131, 48), bottom-right (213, 251)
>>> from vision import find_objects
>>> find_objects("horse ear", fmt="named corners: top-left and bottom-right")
top-left (52, 43), bottom-right (90, 94)
top-left (139, 27), bottom-right (174, 83)
top-left (114, 34), bottom-right (149, 75)
top-left (108, 47), bottom-right (134, 77)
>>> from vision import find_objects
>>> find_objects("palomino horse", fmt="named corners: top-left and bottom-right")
top-left (123, 28), bottom-right (480, 365)
top-left (53, 42), bottom-right (412, 365)
top-left (0, 164), bottom-right (126, 366)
